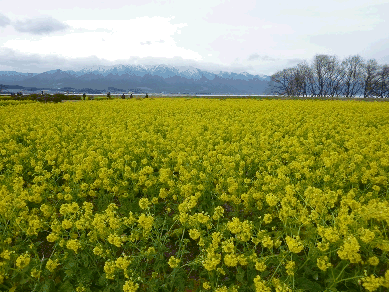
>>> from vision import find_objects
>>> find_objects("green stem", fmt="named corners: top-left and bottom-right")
top-left (297, 257), bottom-right (310, 271)
top-left (177, 226), bottom-right (186, 259)
top-left (329, 262), bottom-right (350, 289)
top-left (268, 254), bottom-right (286, 283)
top-left (180, 258), bottom-right (202, 268)
top-left (169, 227), bottom-right (186, 292)
top-left (335, 274), bottom-right (364, 284)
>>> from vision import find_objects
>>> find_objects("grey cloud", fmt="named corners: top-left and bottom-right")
top-left (0, 13), bottom-right (11, 27)
top-left (355, 2), bottom-right (389, 20)
top-left (247, 54), bottom-right (260, 61)
top-left (0, 48), bottom-right (110, 73)
top-left (0, 47), bottom-right (314, 76)
top-left (286, 58), bottom-right (306, 66)
top-left (0, 48), bottom-right (263, 75)
top-left (247, 54), bottom-right (278, 62)
top-left (307, 30), bottom-right (382, 58)
top-left (140, 41), bottom-right (152, 45)
top-left (156, 40), bottom-right (165, 43)
top-left (377, 55), bottom-right (389, 65)
top-left (13, 16), bottom-right (70, 35)
top-left (360, 37), bottom-right (389, 66)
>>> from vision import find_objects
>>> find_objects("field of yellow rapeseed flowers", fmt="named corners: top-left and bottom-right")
top-left (0, 98), bottom-right (388, 292)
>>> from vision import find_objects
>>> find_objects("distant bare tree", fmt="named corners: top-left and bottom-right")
top-left (362, 59), bottom-right (381, 98)
top-left (311, 55), bottom-right (326, 96)
top-left (371, 64), bottom-right (389, 98)
top-left (286, 66), bottom-right (308, 97)
top-left (268, 54), bottom-right (389, 98)
top-left (324, 56), bottom-right (347, 97)
top-left (269, 69), bottom-right (293, 96)
top-left (270, 62), bottom-right (320, 97)
top-left (340, 55), bottom-right (365, 97)
top-left (300, 62), bottom-right (317, 97)
top-left (284, 68), bottom-right (302, 96)
top-left (310, 54), bottom-right (340, 97)
top-left (294, 61), bottom-right (312, 97)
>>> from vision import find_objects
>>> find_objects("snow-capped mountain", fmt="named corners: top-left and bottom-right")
top-left (64, 64), bottom-right (269, 81)
top-left (0, 64), bottom-right (271, 94)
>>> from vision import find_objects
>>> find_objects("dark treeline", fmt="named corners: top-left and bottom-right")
top-left (267, 54), bottom-right (389, 98)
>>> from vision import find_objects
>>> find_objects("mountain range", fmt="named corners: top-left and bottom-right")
top-left (0, 64), bottom-right (271, 94)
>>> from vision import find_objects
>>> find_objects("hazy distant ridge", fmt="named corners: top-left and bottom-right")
top-left (0, 64), bottom-right (271, 94)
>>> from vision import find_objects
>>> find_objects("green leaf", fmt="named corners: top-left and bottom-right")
top-left (247, 266), bottom-right (257, 283)
top-left (97, 273), bottom-right (108, 287)
top-left (313, 272), bottom-right (319, 281)
top-left (58, 280), bottom-right (74, 292)
top-left (78, 267), bottom-right (95, 285)
top-left (81, 252), bottom-right (90, 268)
top-left (236, 267), bottom-right (245, 283)
top-left (295, 277), bottom-right (323, 292)
top-left (19, 276), bottom-right (30, 285)
top-left (41, 280), bottom-right (54, 292)
top-left (64, 258), bottom-right (77, 270)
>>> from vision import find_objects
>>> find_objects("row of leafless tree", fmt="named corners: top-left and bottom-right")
top-left (267, 54), bottom-right (389, 98)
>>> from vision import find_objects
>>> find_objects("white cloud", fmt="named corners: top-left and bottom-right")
top-left (0, 0), bottom-right (388, 76)
top-left (0, 13), bottom-right (11, 27)
top-left (12, 16), bottom-right (70, 35)
top-left (4, 17), bottom-right (202, 63)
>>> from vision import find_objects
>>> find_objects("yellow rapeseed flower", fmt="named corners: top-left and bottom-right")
top-left (224, 253), bottom-right (238, 267)
top-left (168, 256), bottom-right (180, 268)
top-left (123, 280), bottom-right (139, 292)
top-left (139, 198), bottom-right (150, 209)
top-left (16, 253), bottom-right (30, 269)
top-left (138, 213), bottom-right (154, 231)
top-left (285, 236), bottom-right (304, 253)
top-left (362, 274), bottom-right (383, 292)
top-left (368, 256), bottom-right (379, 266)
top-left (212, 206), bottom-right (224, 220)
top-left (255, 261), bottom-right (267, 272)
top-left (189, 229), bottom-right (201, 240)
top-left (263, 214), bottom-right (272, 224)
top-left (337, 236), bottom-right (362, 264)
top-left (93, 245), bottom-right (105, 257)
top-left (285, 260), bottom-right (295, 276)
top-left (262, 236), bottom-right (274, 249)
top-left (317, 256), bottom-right (332, 271)
top-left (104, 260), bottom-right (117, 280)
top-left (66, 239), bottom-right (81, 254)
top-left (46, 258), bottom-right (59, 272)
top-left (30, 268), bottom-right (41, 279)
top-left (253, 275), bottom-right (271, 292)
top-left (203, 282), bottom-right (211, 290)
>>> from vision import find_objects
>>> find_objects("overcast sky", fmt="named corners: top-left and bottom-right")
top-left (1, 0), bottom-right (388, 76)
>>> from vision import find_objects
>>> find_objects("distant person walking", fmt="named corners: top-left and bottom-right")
top-left (121, 93), bottom-right (125, 99)
top-left (145, 93), bottom-right (148, 98)
top-left (130, 94), bottom-right (133, 98)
